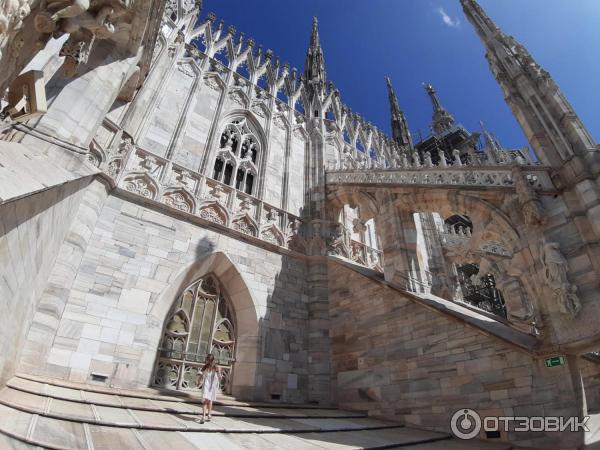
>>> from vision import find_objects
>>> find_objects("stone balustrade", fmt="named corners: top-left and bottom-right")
top-left (326, 164), bottom-right (554, 191)
top-left (439, 224), bottom-right (472, 248)
top-left (349, 239), bottom-right (384, 272)
top-left (89, 133), bottom-right (303, 251)
top-left (330, 146), bottom-right (534, 172)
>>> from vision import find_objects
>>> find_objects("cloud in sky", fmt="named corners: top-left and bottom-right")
top-left (436, 7), bottom-right (461, 28)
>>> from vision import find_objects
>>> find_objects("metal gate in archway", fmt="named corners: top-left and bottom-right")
top-left (153, 275), bottom-right (236, 394)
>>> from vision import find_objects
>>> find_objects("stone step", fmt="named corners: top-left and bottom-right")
top-left (0, 388), bottom-right (392, 432)
top-left (13, 373), bottom-right (339, 410)
top-left (4, 381), bottom-right (363, 419)
top-left (0, 402), bottom-right (467, 450)
top-left (0, 375), bottom-right (527, 449)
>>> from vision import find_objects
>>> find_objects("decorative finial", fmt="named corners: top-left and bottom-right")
top-left (423, 82), bottom-right (454, 134)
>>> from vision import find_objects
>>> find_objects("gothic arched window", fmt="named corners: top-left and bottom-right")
top-left (153, 275), bottom-right (236, 394)
top-left (212, 118), bottom-right (260, 195)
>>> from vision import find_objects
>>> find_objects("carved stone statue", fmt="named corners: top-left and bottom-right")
top-left (513, 167), bottom-right (544, 226)
top-left (34, 0), bottom-right (91, 34)
top-left (352, 218), bottom-right (366, 234)
top-left (221, 129), bottom-right (234, 152)
top-left (423, 151), bottom-right (433, 168)
top-left (452, 149), bottom-right (462, 166)
top-left (401, 152), bottom-right (409, 169)
top-left (327, 222), bottom-right (351, 258)
top-left (540, 241), bottom-right (581, 318)
top-left (412, 150), bottom-right (421, 168)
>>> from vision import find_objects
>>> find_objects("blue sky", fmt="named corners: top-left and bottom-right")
top-left (202, 1), bottom-right (600, 149)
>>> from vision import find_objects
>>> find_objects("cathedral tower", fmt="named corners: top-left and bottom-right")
top-left (386, 77), bottom-right (413, 149)
top-left (461, 0), bottom-right (597, 168)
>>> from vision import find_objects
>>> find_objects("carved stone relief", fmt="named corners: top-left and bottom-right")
top-left (540, 241), bottom-right (581, 318)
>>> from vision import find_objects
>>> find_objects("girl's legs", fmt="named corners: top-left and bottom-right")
top-left (201, 399), bottom-right (208, 422)
top-left (207, 400), bottom-right (213, 419)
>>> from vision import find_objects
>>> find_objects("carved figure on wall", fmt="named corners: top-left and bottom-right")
top-left (513, 167), bottom-right (544, 226)
top-left (540, 241), bottom-right (581, 318)
top-left (34, 0), bottom-right (90, 34)
top-left (327, 222), bottom-right (351, 258)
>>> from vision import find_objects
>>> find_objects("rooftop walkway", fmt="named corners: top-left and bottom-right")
top-left (0, 374), bottom-right (531, 449)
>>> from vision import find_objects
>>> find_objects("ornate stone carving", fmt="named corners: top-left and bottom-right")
top-left (261, 227), bottom-right (282, 246)
top-left (265, 208), bottom-right (279, 225)
top-left (106, 158), bottom-right (121, 178)
top-left (140, 154), bottom-right (158, 172)
top-left (326, 167), bottom-right (553, 190)
top-left (86, 149), bottom-right (101, 167)
top-left (232, 216), bottom-right (256, 236)
top-left (513, 167), bottom-right (544, 226)
top-left (207, 183), bottom-right (226, 202)
top-left (118, 135), bottom-right (135, 155)
top-left (198, 206), bottom-right (225, 225)
top-left (479, 241), bottom-right (511, 258)
top-left (162, 191), bottom-right (193, 213)
top-left (124, 176), bottom-right (156, 199)
top-left (60, 31), bottom-right (95, 77)
top-left (352, 218), bottom-right (366, 234)
top-left (174, 169), bottom-right (194, 189)
top-left (237, 197), bottom-right (252, 214)
top-left (327, 223), bottom-right (351, 258)
top-left (33, 0), bottom-right (135, 75)
top-left (540, 241), bottom-right (581, 318)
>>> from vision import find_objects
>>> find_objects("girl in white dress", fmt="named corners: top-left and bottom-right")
top-left (199, 354), bottom-right (220, 423)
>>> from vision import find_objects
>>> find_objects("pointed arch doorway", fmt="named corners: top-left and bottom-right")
top-left (153, 274), bottom-right (236, 394)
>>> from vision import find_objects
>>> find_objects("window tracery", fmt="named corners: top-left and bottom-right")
top-left (212, 118), bottom-right (260, 195)
top-left (154, 275), bottom-right (236, 394)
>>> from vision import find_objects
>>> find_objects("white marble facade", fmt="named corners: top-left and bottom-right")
top-left (1, 1), bottom-right (600, 447)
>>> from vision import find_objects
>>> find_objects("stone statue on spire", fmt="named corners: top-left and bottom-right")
top-left (424, 83), bottom-right (454, 135)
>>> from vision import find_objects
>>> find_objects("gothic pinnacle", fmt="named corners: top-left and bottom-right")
top-left (461, 0), bottom-right (597, 163)
top-left (385, 77), bottom-right (412, 148)
top-left (424, 82), bottom-right (454, 135)
top-left (311, 16), bottom-right (320, 47)
top-left (460, 0), bottom-right (500, 42)
top-left (304, 15), bottom-right (326, 101)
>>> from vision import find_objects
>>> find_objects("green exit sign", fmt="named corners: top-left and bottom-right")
top-left (544, 356), bottom-right (565, 368)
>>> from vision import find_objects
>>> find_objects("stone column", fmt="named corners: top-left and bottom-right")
top-left (415, 212), bottom-right (452, 297)
top-left (377, 196), bottom-right (421, 291)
